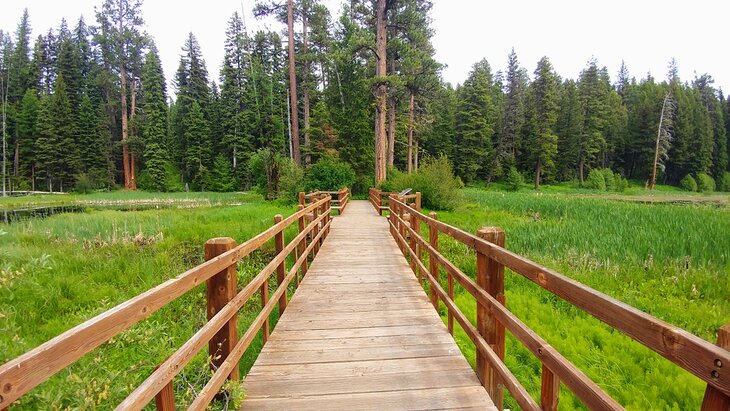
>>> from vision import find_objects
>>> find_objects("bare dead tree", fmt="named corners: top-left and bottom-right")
top-left (650, 92), bottom-right (675, 190)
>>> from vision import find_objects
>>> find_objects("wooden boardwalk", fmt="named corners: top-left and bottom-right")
top-left (242, 200), bottom-right (495, 410)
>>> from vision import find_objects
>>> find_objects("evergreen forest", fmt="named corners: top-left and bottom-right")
top-left (0, 0), bottom-right (728, 196)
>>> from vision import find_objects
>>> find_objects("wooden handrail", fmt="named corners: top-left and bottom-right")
top-left (0, 195), bottom-right (332, 409)
top-left (386, 194), bottom-right (730, 409)
top-left (300, 189), bottom-right (350, 215)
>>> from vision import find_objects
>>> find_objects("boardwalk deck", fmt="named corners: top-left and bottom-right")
top-left (242, 200), bottom-right (495, 410)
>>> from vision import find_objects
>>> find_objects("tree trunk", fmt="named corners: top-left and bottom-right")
top-left (414, 137), bottom-right (419, 171)
top-left (407, 92), bottom-right (414, 173)
top-left (13, 141), bottom-right (19, 177)
top-left (303, 12), bottom-right (311, 165)
top-left (129, 79), bottom-right (137, 190)
top-left (31, 164), bottom-right (35, 191)
top-left (535, 159), bottom-right (541, 191)
top-left (287, 0), bottom-right (301, 166)
top-left (387, 59), bottom-right (396, 167)
top-left (119, 5), bottom-right (132, 190)
top-left (578, 158), bottom-right (584, 185)
top-left (374, 0), bottom-right (388, 184)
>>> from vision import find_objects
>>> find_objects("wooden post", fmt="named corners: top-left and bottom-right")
top-left (312, 203), bottom-right (320, 256)
top-left (261, 280), bottom-right (269, 343)
top-left (298, 191), bottom-right (305, 206)
top-left (337, 189), bottom-right (344, 215)
top-left (541, 365), bottom-right (559, 411)
top-left (701, 323), bottom-right (730, 410)
top-left (476, 226), bottom-right (506, 410)
top-left (428, 212), bottom-right (439, 310)
top-left (204, 237), bottom-right (240, 381)
top-left (409, 209), bottom-right (418, 278)
top-left (297, 204), bottom-right (308, 280)
top-left (376, 189), bottom-right (383, 215)
top-left (274, 215), bottom-right (287, 316)
top-left (415, 191), bottom-right (422, 212)
top-left (154, 363), bottom-right (176, 411)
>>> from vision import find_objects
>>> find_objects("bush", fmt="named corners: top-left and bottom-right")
top-left (717, 172), bottom-right (730, 192)
top-left (278, 159), bottom-right (304, 202)
top-left (382, 156), bottom-right (462, 210)
top-left (696, 173), bottom-right (715, 192)
top-left (679, 174), bottom-right (698, 192)
top-left (73, 173), bottom-right (95, 194)
top-left (248, 149), bottom-right (289, 199)
top-left (613, 172), bottom-right (628, 192)
top-left (505, 166), bottom-right (524, 191)
top-left (584, 169), bottom-right (606, 190)
top-left (602, 168), bottom-right (615, 191)
top-left (304, 156), bottom-right (355, 192)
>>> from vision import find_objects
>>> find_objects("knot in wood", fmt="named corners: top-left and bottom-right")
top-left (537, 272), bottom-right (547, 286)
top-left (662, 328), bottom-right (681, 350)
top-left (2, 383), bottom-right (10, 393)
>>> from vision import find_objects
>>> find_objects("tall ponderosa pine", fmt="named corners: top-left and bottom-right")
top-left (96, 0), bottom-right (146, 190)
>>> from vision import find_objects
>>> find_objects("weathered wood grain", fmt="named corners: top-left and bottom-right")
top-left (242, 200), bottom-right (493, 410)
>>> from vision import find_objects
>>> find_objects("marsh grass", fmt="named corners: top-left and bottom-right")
top-left (0, 192), bottom-right (301, 409)
top-left (425, 188), bottom-right (729, 410)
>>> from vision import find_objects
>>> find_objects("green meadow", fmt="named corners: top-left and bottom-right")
top-left (0, 188), bottom-right (728, 409)
top-left (429, 187), bottom-right (729, 410)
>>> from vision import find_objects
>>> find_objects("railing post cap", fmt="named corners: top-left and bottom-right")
top-left (476, 226), bottom-right (505, 240)
top-left (205, 237), bottom-right (236, 246)
top-left (429, 211), bottom-right (437, 218)
top-left (274, 214), bottom-right (283, 221)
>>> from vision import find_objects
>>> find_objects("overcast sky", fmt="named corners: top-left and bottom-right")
top-left (2, 0), bottom-right (729, 95)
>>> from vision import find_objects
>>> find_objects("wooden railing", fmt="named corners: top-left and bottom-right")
top-left (0, 195), bottom-right (333, 410)
top-left (299, 188), bottom-right (350, 215)
top-left (386, 194), bottom-right (730, 411)
top-left (368, 188), bottom-right (421, 215)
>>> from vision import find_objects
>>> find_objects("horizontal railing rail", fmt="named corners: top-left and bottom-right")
top-left (385, 193), bottom-right (729, 411)
top-left (368, 188), bottom-right (420, 215)
top-left (299, 188), bottom-right (350, 215)
top-left (0, 195), bottom-right (333, 410)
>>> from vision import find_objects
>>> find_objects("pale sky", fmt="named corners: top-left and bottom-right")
top-left (1, 0), bottom-right (729, 94)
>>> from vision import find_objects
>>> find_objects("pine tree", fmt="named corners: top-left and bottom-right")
top-left (496, 48), bottom-right (526, 179)
top-left (577, 59), bottom-right (608, 184)
top-left (140, 46), bottom-right (168, 191)
top-left (454, 59), bottom-right (497, 182)
top-left (35, 75), bottom-right (79, 191)
top-left (16, 88), bottom-right (38, 188)
top-left (184, 100), bottom-right (210, 189)
top-left (556, 79), bottom-right (583, 180)
top-left (76, 93), bottom-right (107, 184)
top-left (527, 57), bottom-right (559, 190)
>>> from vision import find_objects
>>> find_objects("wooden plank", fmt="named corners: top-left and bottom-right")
top-left (245, 356), bottom-right (472, 381)
top-left (242, 201), bottom-right (492, 410)
top-left (242, 386), bottom-right (496, 411)
top-left (244, 369), bottom-right (481, 397)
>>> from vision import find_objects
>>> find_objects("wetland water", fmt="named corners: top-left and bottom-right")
top-left (1, 203), bottom-right (188, 224)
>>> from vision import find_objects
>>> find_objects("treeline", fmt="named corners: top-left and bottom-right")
top-left (0, 0), bottom-right (728, 194)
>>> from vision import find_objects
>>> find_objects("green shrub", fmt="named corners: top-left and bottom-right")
top-left (584, 169), bottom-right (606, 190)
top-left (613, 172), bottom-right (628, 192)
top-left (278, 159), bottom-right (304, 202)
top-left (601, 168), bottom-right (615, 191)
top-left (505, 166), bottom-right (524, 191)
top-left (696, 173), bottom-right (715, 192)
top-left (73, 173), bottom-right (95, 194)
top-left (248, 149), bottom-right (288, 199)
top-left (383, 156), bottom-right (462, 210)
top-left (679, 174), bottom-right (698, 192)
top-left (304, 156), bottom-right (355, 192)
top-left (718, 172), bottom-right (730, 192)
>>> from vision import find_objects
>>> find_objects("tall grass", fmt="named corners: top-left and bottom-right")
top-left (426, 188), bottom-right (730, 410)
top-left (0, 193), bottom-right (300, 409)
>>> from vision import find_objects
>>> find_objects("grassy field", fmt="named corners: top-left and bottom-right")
top-left (428, 187), bottom-right (729, 410)
top-left (0, 191), bottom-right (300, 409)
top-left (1, 188), bottom-right (728, 409)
